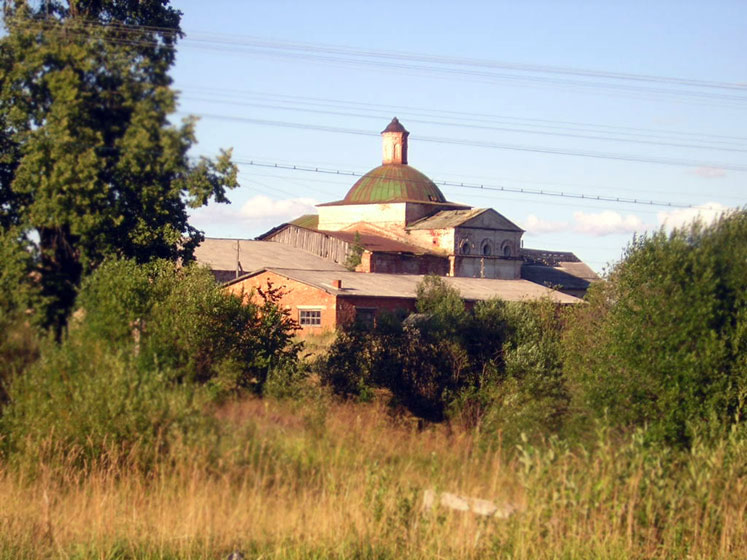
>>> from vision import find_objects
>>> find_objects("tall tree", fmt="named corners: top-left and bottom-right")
top-left (0, 0), bottom-right (238, 331)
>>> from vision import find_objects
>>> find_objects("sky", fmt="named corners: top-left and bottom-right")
top-left (173, 0), bottom-right (747, 273)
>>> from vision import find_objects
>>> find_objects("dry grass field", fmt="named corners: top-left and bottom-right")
top-left (1, 396), bottom-right (744, 559)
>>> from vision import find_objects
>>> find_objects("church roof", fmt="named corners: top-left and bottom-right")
top-left (408, 208), bottom-right (524, 232)
top-left (381, 117), bottom-right (408, 134)
top-left (339, 164), bottom-right (447, 205)
top-left (289, 214), bottom-right (319, 229)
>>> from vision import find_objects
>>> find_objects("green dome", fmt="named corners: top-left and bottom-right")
top-left (344, 164), bottom-right (446, 204)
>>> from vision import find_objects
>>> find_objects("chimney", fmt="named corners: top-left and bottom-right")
top-left (332, 279), bottom-right (342, 289)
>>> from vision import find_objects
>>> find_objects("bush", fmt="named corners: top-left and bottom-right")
top-left (76, 259), bottom-right (301, 394)
top-left (563, 210), bottom-right (747, 446)
top-left (0, 258), bottom-right (305, 467)
top-left (1, 336), bottom-right (211, 470)
top-left (322, 277), bottom-right (569, 431)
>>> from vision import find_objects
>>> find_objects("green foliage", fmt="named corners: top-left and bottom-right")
top-left (76, 259), bottom-right (302, 394)
top-left (1, 334), bottom-right (211, 470)
top-left (564, 210), bottom-right (747, 446)
top-left (0, 258), bottom-right (304, 467)
top-left (322, 276), bottom-right (568, 430)
top-left (344, 231), bottom-right (364, 271)
top-left (0, 1), bottom-right (238, 332)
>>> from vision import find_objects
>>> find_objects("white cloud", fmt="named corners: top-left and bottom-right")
top-left (237, 195), bottom-right (318, 219)
top-left (524, 211), bottom-right (649, 237)
top-left (657, 202), bottom-right (732, 231)
top-left (189, 195), bottom-right (319, 233)
top-left (523, 214), bottom-right (570, 234)
top-left (692, 166), bottom-right (726, 179)
top-left (572, 210), bottom-right (648, 236)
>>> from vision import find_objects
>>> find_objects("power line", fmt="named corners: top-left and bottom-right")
top-left (181, 87), bottom-right (747, 147)
top-left (227, 157), bottom-right (716, 209)
top-left (179, 96), bottom-right (747, 154)
top-left (184, 112), bottom-right (747, 172)
top-left (12, 18), bottom-right (747, 107)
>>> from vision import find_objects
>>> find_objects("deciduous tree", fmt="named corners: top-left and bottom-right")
top-left (0, 0), bottom-right (238, 331)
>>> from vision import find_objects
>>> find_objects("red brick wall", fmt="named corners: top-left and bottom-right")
top-left (225, 274), bottom-right (419, 336)
top-left (370, 253), bottom-right (449, 275)
top-left (225, 271), bottom-right (339, 337)
top-left (337, 296), bottom-right (416, 326)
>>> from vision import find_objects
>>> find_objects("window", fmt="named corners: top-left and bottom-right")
top-left (299, 309), bottom-right (321, 326)
top-left (481, 239), bottom-right (492, 256)
top-left (503, 244), bottom-right (511, 257)
top-left (460, 239), bottom-right (471, 255)
top-left (355, 308), bottom-right (376, 329)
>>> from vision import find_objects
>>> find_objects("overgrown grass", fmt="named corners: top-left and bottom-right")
top-left (1, 396), bottom-right (744, 559)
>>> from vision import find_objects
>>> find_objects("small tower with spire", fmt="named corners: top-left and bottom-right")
top-left (381, 117), bottom-right (409, 165)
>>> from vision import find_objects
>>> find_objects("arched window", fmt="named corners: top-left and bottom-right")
top-left (481, 239), bottom-right (492, 256)
top-left (460, 239), bottom-right (471, 255)
top-left (502, 242), bottom-right (512, 257)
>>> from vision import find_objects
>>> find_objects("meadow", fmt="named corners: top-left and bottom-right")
top-left (2, 395), bottom-right (744, 559)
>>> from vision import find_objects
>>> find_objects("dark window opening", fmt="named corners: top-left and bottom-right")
top-left (355, 308), bottom-right (376, 329)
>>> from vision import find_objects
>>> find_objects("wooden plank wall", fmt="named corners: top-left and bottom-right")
top-left (268, 226), bottom-right (350, 265)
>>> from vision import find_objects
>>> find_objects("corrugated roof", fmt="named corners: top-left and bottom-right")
top-left (194, 238), bottom-right (346, 274)
top-left (521, 264), bottom-right (593, 291)
top-left (521, 248), bottom-right (580, 266)
top-left (229, 268), bottom-right (581, 305)
top-left (340, 164), bottom-right (447, 204)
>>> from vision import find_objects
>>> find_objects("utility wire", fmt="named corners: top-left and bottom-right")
top-left (185, 113), bottom-right (747, 172)
top-left (11, 18), bottom-right (747, 107)
top-left (181, 87), bottom-right (747, 147)
top-left (228, 157), bottom-right (717, 210)
top-left (179, 96), bottom-right (747, 154)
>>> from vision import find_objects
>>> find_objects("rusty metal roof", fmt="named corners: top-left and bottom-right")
top-left (407, 208), bottom-right (524, 232)
top-left (325, 227), bottom-right (444, 255)
top-left (381, 117), bottom-right (408, 134)
top-left (340, 164), bottom-right (447, 204)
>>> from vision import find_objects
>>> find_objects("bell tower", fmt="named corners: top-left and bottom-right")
top-left (381, 117), bottom-right (409, 165)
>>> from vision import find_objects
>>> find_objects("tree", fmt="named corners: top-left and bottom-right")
top-left (0, 0), bottom-right (238, 332)
top-left (563, 210), bottom-right (747, 446)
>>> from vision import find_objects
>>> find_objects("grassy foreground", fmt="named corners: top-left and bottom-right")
top-left (1, 396), bottom-right (744, 559)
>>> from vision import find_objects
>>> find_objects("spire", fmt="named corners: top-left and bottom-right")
top-left (381, 117), bottom-right (409, 165)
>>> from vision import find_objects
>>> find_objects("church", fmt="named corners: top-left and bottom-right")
top-left (195, 118), bottom-right (597, 335)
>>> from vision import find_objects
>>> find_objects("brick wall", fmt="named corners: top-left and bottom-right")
top-left (225, 271), bottom-right (339, 337)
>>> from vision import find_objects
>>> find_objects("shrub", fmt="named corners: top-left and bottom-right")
top-left (75, 259), bottom-right (301, 394)
top-left (563, 210), bottom-right (747, 446)
top-left (0, 258), bottom-right (305, 467)
top-left (1, 336), bottom-right (211, 470)
top-left (322, 277), bottom-right (569, 430)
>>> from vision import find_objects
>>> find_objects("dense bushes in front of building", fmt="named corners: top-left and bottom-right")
top-left (322, 210), bottom-right (747, 448)
top-left (0, 259), bottom-right (302, 469)
top-left (0, 210), bottom-right (745, 472)
top-left (321, 278), bottom-right (568, 441)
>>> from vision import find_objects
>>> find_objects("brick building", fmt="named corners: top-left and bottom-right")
top-left (195, 118), bottom-right (598, 336)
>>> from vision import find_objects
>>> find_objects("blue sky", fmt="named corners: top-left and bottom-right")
top-left (174, 0), bottom-right (746, 273)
